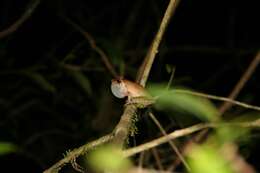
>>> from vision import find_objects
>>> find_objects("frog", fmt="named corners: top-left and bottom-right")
top-left (111, 78), bottom-right (155, 108)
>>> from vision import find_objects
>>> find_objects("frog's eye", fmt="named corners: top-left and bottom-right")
top-left (111, 78), bottom-right (121, 84)
top-left (111, 81), bottom-right (127, 98)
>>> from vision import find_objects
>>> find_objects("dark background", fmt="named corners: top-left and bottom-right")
top-left (0, 0), bottom-right (260, 172)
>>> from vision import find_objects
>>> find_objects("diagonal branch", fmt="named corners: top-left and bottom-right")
top-left (174, 89), bottom-right (260, 112)
top-left (149, 112), bottom-right (190, 171)
top-left (136, 0), bottom-right (180, 86)
top-left (219, 51), bottom-right (260, 114)
top-left (63, 17), bottom-right (119, 78)
top-left (123, 119), bottom-right (260, 157)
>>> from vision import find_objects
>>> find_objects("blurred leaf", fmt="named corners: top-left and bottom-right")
top-left (216, 125), bottom-right (248, 144)
top-left (149, 85), bottom-right (219, 121)
top-left (230, 113), bottom-right (260, 123)
top-left (0, 142), bottom-right (18, 155)
top-left (24, 72), bottom-right (56, 93)
top-left (69, 70), bottom-right (92, 96)
top-left (188, 145), bottom-right (234, 173)
top-left (214, 114), bottom-right (259, 144)
top-left (87, 145), bottom-right (131, 172)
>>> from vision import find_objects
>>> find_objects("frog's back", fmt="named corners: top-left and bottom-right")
top-left (122, 79), bottom-right (150, 98)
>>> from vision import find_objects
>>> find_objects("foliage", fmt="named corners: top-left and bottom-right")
top-left (87, 145), bottom-right (131, 172)
top-left (188, 144), bottom-right (234, 173)
top-left (149, 85), bottom-right (219, 121)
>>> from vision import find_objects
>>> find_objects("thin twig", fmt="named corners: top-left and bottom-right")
top-left (0, 0), bottom-right (41, 39)
top-left (138, 151), bottom-right (145, 172)
top-left (123, 119), bottom-right (260, 157)
top-left (149, 112), bottom-right (190, 171)
top-left (136, 0), bottom-right (180, 86)
top-left (173, 89), bottom-right (260, 112)
top-left (63, 17), bottom-right (118, 78)
top-left (151, 148), bottom-right (164, 170)
top-left (166, 66), bottom-right (176, 90)
top-left (219, 51), bottom-right (260, 114)
top-left (124, 123), bottom-right (209, 157)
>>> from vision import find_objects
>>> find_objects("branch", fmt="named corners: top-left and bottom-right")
top-left (219, 51), bottom-right (260, 114)
top-left (174, 89), bottom-right (260, 112)
top-left (148, 112), bottom-right (190, 171)
top-left (124, 123), bottom-right (208, 157)
top-left (136, 0), bottom-right (180, 86)
top-left (63, 17), bottom-right (118, 78)
top-left (43, 133), bottom-right (114, 173)
top-left (111, 105), bottom-right (138, 146)
top-left (0, 0), bottom-right (41, 39)
top-left (123, 119), bottom-right (260, 157)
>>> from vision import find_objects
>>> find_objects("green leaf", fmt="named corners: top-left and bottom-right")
top-left (214, 114), bottom-right (259, 144)
top-left (87, 145), bottom-right (131, 172)
top-left (188, 145), bottom-right (234, 173)
top-left (149, 85), bottom-right (219, 121)
top-left (216, 126), bottom-right (248, 144)
top-left (0, 142), bottom-right (18, 155)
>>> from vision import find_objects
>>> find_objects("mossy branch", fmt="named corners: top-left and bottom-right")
top-left (43, 133), bottom-right (114, 173)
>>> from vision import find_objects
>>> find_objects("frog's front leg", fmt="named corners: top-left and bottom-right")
top-left (125, 96), bottom-right (156, 109)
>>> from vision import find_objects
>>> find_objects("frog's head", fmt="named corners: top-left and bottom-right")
top-left (111, 78), bottom-right (128, 98)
